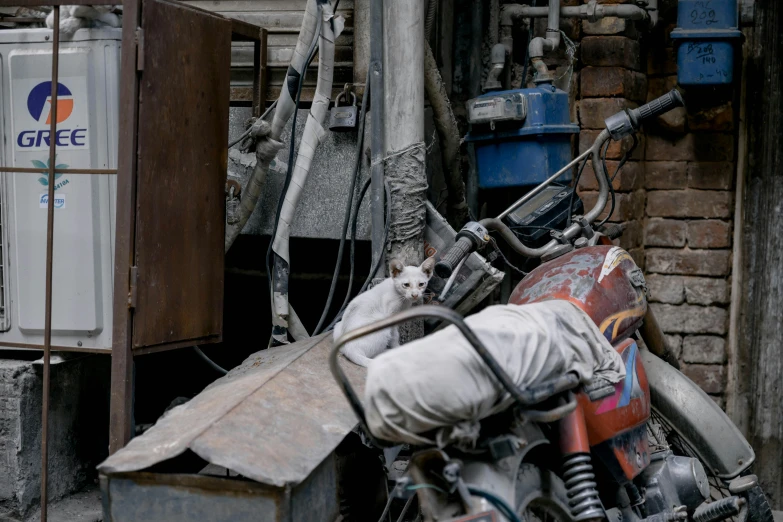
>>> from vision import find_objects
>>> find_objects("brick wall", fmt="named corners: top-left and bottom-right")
top-left (576, 7), bottom-right (737, 405)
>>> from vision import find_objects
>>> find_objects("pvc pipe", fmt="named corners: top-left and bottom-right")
top-left (527, 0), bottom-right (561, 59)
top-left (502, 3), bottom-right (649, 24)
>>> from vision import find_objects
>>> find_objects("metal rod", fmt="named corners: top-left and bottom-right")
top-left (497, 148), bottom-right (591, 220)
top-left (41, 10), bottom-right (59, 521)
top-left (0, 168), bottom-right (117, 174)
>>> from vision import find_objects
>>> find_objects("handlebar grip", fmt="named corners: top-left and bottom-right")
top-left (435, 236), bottom-right (475, 278)
top-left (632, 89), bottom-right (684, 123)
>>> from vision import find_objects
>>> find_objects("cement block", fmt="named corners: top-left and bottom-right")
top-left (0, 356), bottom-right (109, 518)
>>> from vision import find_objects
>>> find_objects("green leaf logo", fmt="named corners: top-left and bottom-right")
top-left (34, 156), bottom-right (69, 186)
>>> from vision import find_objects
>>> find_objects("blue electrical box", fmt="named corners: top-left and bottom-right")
top-left (465, 84), bottom-right (579, 189)
top-left (670, 0), bottom-right (741, 86)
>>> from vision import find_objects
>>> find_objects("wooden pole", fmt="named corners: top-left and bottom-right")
top-left (736, 0), bottom-right (783, 506)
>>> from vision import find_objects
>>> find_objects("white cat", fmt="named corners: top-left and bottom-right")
top-left (334, 257), bottom-right (436, 367)
top-left (46, 5), bottom-right (121, 37)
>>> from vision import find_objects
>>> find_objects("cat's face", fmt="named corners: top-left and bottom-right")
top-left (389, 257), bottom-right (435, 301)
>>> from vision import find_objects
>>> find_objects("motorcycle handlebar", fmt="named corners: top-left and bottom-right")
top-left (435, 236), bottom-right (474, 278)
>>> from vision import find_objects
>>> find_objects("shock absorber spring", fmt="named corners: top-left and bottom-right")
top-left (562, 453), bottom-right (605, 521)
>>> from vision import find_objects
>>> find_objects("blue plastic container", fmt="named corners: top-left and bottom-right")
top-left (670, 0), bottom-right (741, 86)
top-left (465, 85), bottom-right (579, 189)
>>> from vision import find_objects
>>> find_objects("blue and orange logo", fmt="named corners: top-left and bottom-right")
top-left (17, 81), bottom-right (86, 149)
top-left (27, 81), bottom-right (74, 125)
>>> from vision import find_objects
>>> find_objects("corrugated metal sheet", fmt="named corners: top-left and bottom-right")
top-left (183, 0), bottom-right (354, 102)
top-left (98, 334), bottom-right (367, 488)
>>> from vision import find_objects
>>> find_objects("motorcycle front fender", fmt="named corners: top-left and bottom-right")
top-left (641, 349), bottom-right (755, 480)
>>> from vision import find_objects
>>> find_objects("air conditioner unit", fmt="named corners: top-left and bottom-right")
top-left (0, 28), bottom-right (120, 352)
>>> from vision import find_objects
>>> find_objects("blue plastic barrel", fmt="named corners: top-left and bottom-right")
top-left (465, 85), bottom-right (579, 189)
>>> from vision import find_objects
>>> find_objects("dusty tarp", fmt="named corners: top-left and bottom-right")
top-left (98, 334), bottom-right (366, 487)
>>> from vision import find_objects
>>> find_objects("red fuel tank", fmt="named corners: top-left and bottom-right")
top-left (510, 246), bottom-right (647, 344)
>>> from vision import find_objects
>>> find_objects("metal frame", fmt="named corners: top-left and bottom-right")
top-left (0, 2), bottom-right (269, 519)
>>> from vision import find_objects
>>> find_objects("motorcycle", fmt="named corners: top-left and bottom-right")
top-left (329, 90), bottom-right (773, 522)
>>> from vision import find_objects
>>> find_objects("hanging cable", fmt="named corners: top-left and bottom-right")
top-left (326, 179), bottom-right (392, 331)
top-left (192, 346), bottom-right (228, 375)
top-left (597, 139), bottom-right (615, 228)
top-left (228, 100), bottom-right (278, 149)
top-left (313, 70), bottom-right (371, 336)
top-left (567, 154), bottom-right (590, 226)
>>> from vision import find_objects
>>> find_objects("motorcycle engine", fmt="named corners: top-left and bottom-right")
top-left (639, 448), bottom-right (711, 515)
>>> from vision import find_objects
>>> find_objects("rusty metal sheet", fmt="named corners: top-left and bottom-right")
top-left (132, 0), bottom-right (231, 349)
top-left (99, 335), bottom-right (367, 488)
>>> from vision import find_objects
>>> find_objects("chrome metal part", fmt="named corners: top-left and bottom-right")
top-left (693, 497), bottom-right (744, 522)
top-left (562, 453), bottom-right (604, 521)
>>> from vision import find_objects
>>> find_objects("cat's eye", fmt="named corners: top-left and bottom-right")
top-left (419, 282), bottom-right (426, 287)
top-left (403, 283), bottom-right (410, 288)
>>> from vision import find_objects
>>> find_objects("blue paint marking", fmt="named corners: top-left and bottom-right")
top-left (617, 343), bottom-right (638, 408)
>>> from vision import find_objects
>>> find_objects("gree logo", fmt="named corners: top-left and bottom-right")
top-left (27, 81), bottom-right (74, 124)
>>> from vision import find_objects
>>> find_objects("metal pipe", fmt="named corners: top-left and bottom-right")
top-left (41, 9), bottom-right (59, 521)
top-left (370, 0), bottom-right (385, 278)
top-left (501, 3), bottom-right (649, 23)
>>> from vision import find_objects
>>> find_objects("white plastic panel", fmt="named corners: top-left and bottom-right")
top-left (0, 29), bottom-right (120, 350)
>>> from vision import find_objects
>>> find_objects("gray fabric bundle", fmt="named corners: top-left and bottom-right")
top-left (364, 300), bottom-right (626, 446)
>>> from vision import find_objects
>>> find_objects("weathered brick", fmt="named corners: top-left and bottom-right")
top-left (580, 130), bottom-right (644, 160)
top-left (646, 274), bottom-right (685, 304)
top-left (688, 102), bottom-right (734, 132)
top-left (646, 248), bottom-right (731, 277)
top-left (687, 162), bottom-right (734, 190)
top-left (581, 67), bottom-right (647, 102)
top-left (581, 36), bottom-right (641, 70)
top-left (650, 303), bottom-right (728, 335)
top-left (645, 162), bottom-right (688, 190)
top-left (666, 334), bottom-right (683, 359)
top-left (580, 190), bottom-right (644, 221)
top-left (687, 220), bottom-right (732, 249)
top-left (683, 335), bottom-right (726, 364)
top-left (578, 98), bottom-right (638, 129)
top-left (645, 218), bottom-right (686, 247)
top-left (683, 364), bottom-right (726, 394)
top-left (647, 47), bottom-right (678, 76)
top-left (647, 190), bottom-right (733, 218)
top-left (645, 133), bottom-right (735, 162)
top-left (683, 277), bottom-right (730, 305)
top-left (579, 160), bottom-right (643, 191)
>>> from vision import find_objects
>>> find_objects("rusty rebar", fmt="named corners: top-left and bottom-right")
top-left (41, 6), bottom-right (59, 522)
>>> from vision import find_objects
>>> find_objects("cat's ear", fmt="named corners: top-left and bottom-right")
top-left (420, 256), bottom-right (436, 278)
top-left (390, 259), bottom-right (405, 278)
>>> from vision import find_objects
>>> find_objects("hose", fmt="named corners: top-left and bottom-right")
top-left (192, 346), bottom-right (228, 375)
top-left (313, 68), bottom-right (371, 336)
top-left (225, 0), bottom-right (321, 252)
top-left (270, 1), bottom-right (338, 345)
top-left (425, 0), bottom-right (437, 41)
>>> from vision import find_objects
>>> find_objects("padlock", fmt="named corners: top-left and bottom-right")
top-left (329, 92), bottom-right (358, 132)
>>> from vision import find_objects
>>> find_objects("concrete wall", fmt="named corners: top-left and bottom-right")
top-left (0, 355), bottom-right (109, 518)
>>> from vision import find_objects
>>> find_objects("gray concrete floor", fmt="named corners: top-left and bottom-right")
top-left (0, 484), bottom-right (102, 522)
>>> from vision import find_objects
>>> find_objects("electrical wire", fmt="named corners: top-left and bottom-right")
top-left (395, 495), bottom-right (416, 522)
top-left (488, 237), bottom-right (527, 276)
top-left (566, 154), bottom-right (590, 227)
top-left (266, 8), bottom-right (323, 303)
top-left (597, 139), bottom-right (615, 228)
top-left (326, 179), bottom-right (391, 331)
top-left (376, 492), bottom-right (395, 522)
top-left (466, 486), bottom-right (522, 522)
top-left (313, 69), bottom-right (371, 336)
